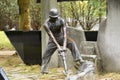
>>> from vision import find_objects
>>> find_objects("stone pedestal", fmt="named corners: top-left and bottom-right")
top-left (80, 72), bottom-right (95, 80)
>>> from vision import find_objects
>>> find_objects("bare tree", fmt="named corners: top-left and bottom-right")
top-left (18, 0), bottom-right (31, 31)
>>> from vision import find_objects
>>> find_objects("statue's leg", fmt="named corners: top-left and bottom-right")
top-left (67, 38), bottom-right (84, 69)
top-left (40, 41), bottom-right (57, 74)
top-left (67, 38), bottom-right (83, 62)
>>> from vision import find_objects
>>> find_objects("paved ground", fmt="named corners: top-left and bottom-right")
top-left (0, 51), bottom-right (65, 80)
top-left (0, 51), bottom-right (16, 55)
top-left (0, 51), bottom-right (119, 80)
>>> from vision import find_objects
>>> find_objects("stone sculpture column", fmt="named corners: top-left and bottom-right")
top-left (97, 0), bottom-right (120, 72)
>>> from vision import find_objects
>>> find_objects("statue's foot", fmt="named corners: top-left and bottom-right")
top-left (74, 61), bottom-right (81, 70)
top-left (74, 59), bottom-right (86, 70)
top-left (40, 71), bottom-right (49, 74)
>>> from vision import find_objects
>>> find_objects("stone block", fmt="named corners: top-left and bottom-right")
top-left (80, 41), bottom-right (97, 55)
top-left (79, 72), bottom-right (95, 80)
top-left (49, 49), bottom-right (74, 69)
top-left (67, 27), bottom-right (86, 52)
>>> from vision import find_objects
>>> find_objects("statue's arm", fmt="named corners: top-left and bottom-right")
top-left (62, 19), bottom-right (67, 51)
top-left (44, 23), bottom-right (61, 49)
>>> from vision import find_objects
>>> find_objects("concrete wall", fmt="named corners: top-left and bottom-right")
top-left (97, 0), bottom-right (120, 72)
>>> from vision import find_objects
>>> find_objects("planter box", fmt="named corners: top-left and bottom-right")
top-left (84, 31), bottom-right (98, 41)
top-left (4, 31), bottom-right (42, 65)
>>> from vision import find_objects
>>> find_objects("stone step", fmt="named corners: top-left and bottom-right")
top-left (81, 54), bottom-right (97, 59)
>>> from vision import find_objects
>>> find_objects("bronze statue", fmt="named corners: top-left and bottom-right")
top-left (40, 8), bottom-right (84, 74)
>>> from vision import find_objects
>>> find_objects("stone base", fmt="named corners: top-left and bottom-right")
top-left (79, 72), bottom-right (95, 80)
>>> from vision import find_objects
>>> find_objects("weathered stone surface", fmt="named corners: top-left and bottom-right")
top-left (80, 41), bottom-right (100, 61)
top-left (49, 50), bottom-right (59, 68)
top-left (97, 0), bottom-right (120, 72)
top-left (79, 41), bottom-right (102, 73)
top-left (67, 27), bottom-right (86, 52)
top-left (79, 72), bottom-right (95, 80)
top-left (80, 41), bottom-right (97, 55)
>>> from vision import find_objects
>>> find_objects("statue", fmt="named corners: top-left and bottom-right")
top-left (40, 8), bottom-right (85, 74)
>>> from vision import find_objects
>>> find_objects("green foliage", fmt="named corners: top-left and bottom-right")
top-left (30, 0), bottom-right (41, 30)
top-left (58, 0), bottom-right (106, 30)
top-left (0, 31), bottom-right (14, 50)
top-left (0, 0), bottom-right (41, 30)
top-left (0, 0), bottom-right (106, 30)
top-left (0, 0), bottom-right (18, 30)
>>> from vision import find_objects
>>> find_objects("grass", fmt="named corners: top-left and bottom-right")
top-left (0, 31), bottom-right (14, 50)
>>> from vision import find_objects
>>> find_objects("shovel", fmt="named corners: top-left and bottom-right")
top-left (58, 48), bottom-right (69, 77)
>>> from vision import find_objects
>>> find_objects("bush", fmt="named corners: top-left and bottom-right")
top-left (0, 0), bottom-right (18, 30)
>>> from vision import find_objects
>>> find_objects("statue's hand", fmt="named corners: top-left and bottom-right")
top-left (58, 46), bottom-right (67, 53)
top-left (62, 46), bottom-right (67, 52)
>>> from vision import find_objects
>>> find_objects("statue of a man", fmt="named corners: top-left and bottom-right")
top-left (40, 8), bottom-right (84, 74)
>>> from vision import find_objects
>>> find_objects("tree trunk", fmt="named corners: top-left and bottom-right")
top-left (18, 0), bottom-right (31, 31)
top-left (97, 0), bottom-right (120, 72)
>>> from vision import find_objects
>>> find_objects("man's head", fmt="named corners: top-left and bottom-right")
top-left (49, 8), bottom-right (59, 19)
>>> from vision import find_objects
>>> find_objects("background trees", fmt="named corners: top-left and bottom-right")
top-left (18, 0), bottom-right (31, 31)
top-left (58, 0), bottom-right (106, 30)
top-left (0, 0), bottom-right (18, 30)
top-left (0, 0), bottom-right (41, 30)
top-left (0, 0), bottom-right (106, 31)
top-left (30, 0), bottom-right (41, 30)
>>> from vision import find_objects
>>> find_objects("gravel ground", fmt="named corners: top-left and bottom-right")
top-left (0, 51), bottom-right (120, 80)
